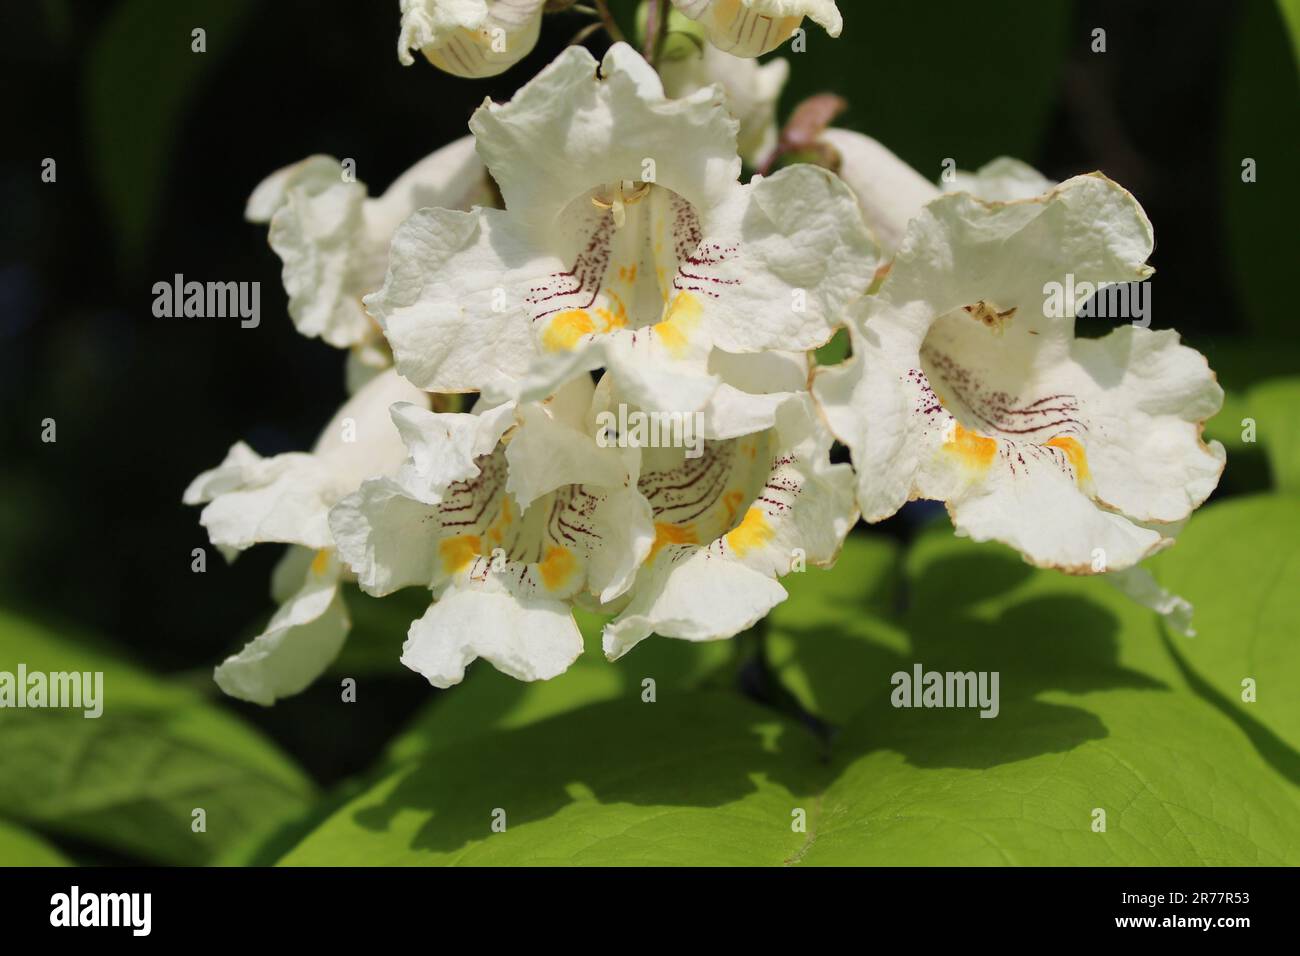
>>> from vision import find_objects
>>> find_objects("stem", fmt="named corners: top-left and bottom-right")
top-left (647, 0), bottom-right (670, 67)
top-left (593, 0), bottom-right (626, 44)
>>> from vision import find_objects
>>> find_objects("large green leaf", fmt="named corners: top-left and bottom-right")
top-left (1149, 495), bottom-right (1300, 757)
top-left (800, 530), bottom-right (1300, 865)
top-left (384, 608), bottom-right (734, 764)
top-left (1244, 379), bottom-right (1300, 493)
top-left (283, 692), bottom-right (821, 866)
top-left (766, 533), bottom-right (909, 725)
top-left (0, 819), bottom-right (71, 866)
top-left (0, 610), bottom-right (314, 864)
top-left (281, 529), bottom-right (1300, 864)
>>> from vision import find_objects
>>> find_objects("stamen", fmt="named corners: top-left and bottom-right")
top-left (963, 300), bottom-right (1017, 336)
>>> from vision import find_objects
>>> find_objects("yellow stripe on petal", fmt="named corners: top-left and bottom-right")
top-left (944, 422), bottom-right (997, 471)
top-left (653, 291), bottom-right (702, 358)
top-left (538, 545), bottom-right (577, 591)
top-left (542, 309), bottom-right (595, 352)
top-left (725, 507), bottom-right (774, 557)
top-left (1046, 435), bottom-right (1090, 483)
top-left (310, 549), bottom-right (332, 576)
top-left (649, 521), bottom-right (698, 560)
top-left (439, 534), bottom-right (482, 574)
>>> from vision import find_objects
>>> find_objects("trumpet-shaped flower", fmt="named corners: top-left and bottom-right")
top-left (598, 375), bottom-right (858, 659)
top-left (670, 0), bottom-right (842, 57)
top-left (247, 137), bottom-right (492, 389)
top-left (398, 0), bottom-right (546, 77)
top-left (329, 375), bottom-right (653, 687)
top-left (368, 42), bottom-right (875, 418)
top-left (813, 174), bottom-right (1225, 573)
top-left (184, 370), bottom-right (428, 703)
top-left (329, 357), bottom-right (856, 685)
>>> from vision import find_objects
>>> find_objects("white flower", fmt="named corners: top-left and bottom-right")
top-left (184, 370), bottom-right (428, 703)
top-left (247, 137), bottom-right (492, 389)
top-left (821, 130), bottom-right (1060, 258)
top-left (943, 156), bottom-right (1056, 202)
top-left (397, 0), bottom-right (545, 77)
top-left (670, 0), bottom-right (842, 57)
top-left (367, 43), bottom-right (875, 418)
top-left (660, 45), bottom-right (789, 166)
top-left (813, 174), bottom-right (1226, 574)
top-left (819, 129), bottom-right (940, 259)
top-left (329, 358), bottom-right (857, 684)
top-left (599, 376), bottom-right (859, 660)
top-left (329, 375), bottom-right (653, 687)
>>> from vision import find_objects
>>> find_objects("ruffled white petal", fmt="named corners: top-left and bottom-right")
top-left (690, 162), bottom-right (878, 354)
top-left (184, 442), bottom-right (341, 551)
top-left (402, 585), bottom-right (582, 687)
top-left (820, 128), bottom-right (939, 257)
top-left (214, 551), bottom-right (350, 705)
top-left (468, 43), bottom-right (741, 238)
top-left (247, 138), bottom-right (489, 351)
top-left (602, 548), bottom-right (787, 659)
top-left (945, 156), bottom-right (1056, 202)
top-left (366, 204), bottom-right (546, 398)
top-left (185, 369), bottom-right (426, 552)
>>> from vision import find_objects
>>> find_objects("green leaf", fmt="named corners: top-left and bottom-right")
top-left (282, 692), bottom-right (821, 866)
top-left (1278, 0), bottom-right (1300, 69)
top-left (1244, 379), bottom-right (1300, 493)
top-left (86, 0), bottom-right (253, 272)
top-left (0, 819), bottom-right (72, 866)
top-left (383, 608), bottom-right (734, 764)
top-left (766, 533), bottom-right (910, 724)
top-left (0, 609), bottom-right (315, 864)
top-left (1149, 494), bottom-right (1300, 757)
top-left (282, 529), bottom-right (1300, 864)
top-left (799, 530), bottom-right (1300, 865)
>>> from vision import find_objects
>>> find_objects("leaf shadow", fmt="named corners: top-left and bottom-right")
top-left (771, 549), bottom-right (1170, 775)
top-left (349, 691), bottom-right (819, 857)
top-left (1158, 627), bottom-right (1300, 785)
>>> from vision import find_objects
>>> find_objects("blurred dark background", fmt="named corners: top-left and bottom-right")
top-left (1, 0), bottom-right (1296, 783)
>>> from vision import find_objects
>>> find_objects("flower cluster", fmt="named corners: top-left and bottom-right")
top-left (188, 1), bottom-right (1223, 703)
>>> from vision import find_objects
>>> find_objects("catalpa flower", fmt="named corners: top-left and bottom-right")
top-left (597, 366), bottom-right (859, 660)
top-left (247, 137), bottom-right (492, 389)
top-left (368, 42), bottom-right (875, 416)
top-left (398, 0), bottom-right (545, 77)
top-left (670, 0), bottom-right (843, 56)
top-left (813, 174), bottom-right (1226, 573)
top-left (184, 370), bottom-right (428, 703)
top-left (822, 131), bottom-right (1058, 258)
top-left (329, 375), bottom-right (653, 687)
